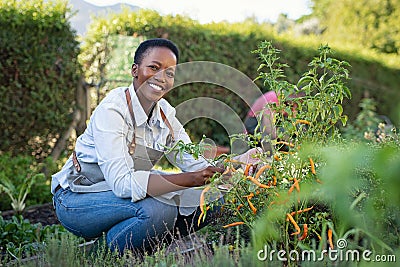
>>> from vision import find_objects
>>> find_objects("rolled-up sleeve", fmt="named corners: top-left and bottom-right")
top-left (91, 97), bottom-right (149, 201)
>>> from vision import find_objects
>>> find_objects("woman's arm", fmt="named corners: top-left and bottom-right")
top-left (146, 166), bottom-right (224, 196)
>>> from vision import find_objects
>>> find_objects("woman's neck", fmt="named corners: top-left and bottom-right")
top-left (138, 97), bottom-right (155, 117)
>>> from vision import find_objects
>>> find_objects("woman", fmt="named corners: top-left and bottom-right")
top-left (52, 38), bottom-right (255, 253)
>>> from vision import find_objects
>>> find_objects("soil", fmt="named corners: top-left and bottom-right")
top-left (1, 202), bottom-right (60, 226)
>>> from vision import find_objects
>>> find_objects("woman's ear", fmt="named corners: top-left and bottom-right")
top-left (131, 63), bottom-right (138, 78)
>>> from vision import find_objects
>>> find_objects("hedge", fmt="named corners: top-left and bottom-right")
top-left (0, 0), bottom-right (81, 157)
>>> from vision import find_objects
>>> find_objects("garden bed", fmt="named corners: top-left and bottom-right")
top-left (1, 202), bottom-right (59, 226)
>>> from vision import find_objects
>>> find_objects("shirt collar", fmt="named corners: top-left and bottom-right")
top-left (128, 84), bottom-right (167, 128)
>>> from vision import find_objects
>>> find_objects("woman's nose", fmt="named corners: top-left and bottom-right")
top-left (154, 70), bottom-right (166, 82)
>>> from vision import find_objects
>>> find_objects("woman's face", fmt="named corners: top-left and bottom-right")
top-left (132, 47), bottom-right (177, 106)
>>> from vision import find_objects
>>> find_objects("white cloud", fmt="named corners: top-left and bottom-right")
top-left (83, 0), bottom-right (311, 23)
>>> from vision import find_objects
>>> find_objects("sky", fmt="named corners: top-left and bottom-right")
top-left (82, 0), bottom-right (312, 24)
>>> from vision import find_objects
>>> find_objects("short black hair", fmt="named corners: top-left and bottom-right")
top-left (134, 38), bottom-right (179, 65)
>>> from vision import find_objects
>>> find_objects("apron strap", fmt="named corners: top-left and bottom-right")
top-left (160, 109), bottom-right (175, 140)
top-left (124, 88), bottom-right (175, 154)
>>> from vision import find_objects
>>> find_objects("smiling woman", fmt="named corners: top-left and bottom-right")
top-left (51, 38), bottom-right (259, 254)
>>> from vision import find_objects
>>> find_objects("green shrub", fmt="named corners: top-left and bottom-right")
top-left (0, 0), bottom-right (81, 157)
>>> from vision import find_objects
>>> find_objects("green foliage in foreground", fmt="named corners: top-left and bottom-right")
top-left (0, 215), bottom-right (67, 262)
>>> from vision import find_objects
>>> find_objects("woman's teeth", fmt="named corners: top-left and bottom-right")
top-left (149, 83), bottom-right (162, 91)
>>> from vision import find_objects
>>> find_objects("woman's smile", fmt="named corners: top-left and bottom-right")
top-left (148, 82), bottom-right (164, 91)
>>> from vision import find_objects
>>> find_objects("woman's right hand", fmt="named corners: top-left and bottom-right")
top-left (191, 166), bottom-right (225, 187)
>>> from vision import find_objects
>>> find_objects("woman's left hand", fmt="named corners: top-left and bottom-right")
top-left (233, 147), bottom-right (262, 169)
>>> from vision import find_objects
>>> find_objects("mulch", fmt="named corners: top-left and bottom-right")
top-left (1, 202), bottom-right (60, 226)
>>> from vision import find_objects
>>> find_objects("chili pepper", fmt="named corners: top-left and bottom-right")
top-left (243, 192), bottom-right (254, 199)
top-left (198, 186), bottom-right (211, 226)
top-left (328, 229), bottom-right (334, 249)
top-left (288, 178), bottom-right (300, 195)
top-left (276, 141), bottom-right (295, 148)
top-left (254, 164), bottom-right (272, 180)
top-left (289, 206), bottom-right (314, 217)
top-left (298, 224), bottom-right (308, 240)
top-left (199, 186), bottom-right (211, 214)
top-left (294, 177), bottom-right (300, 192)
top-left (272, 175), bottom-right (277, 186)
top-left (247, 197), bottom-right (257, 214)
top-left (237, 204), bottom-right (244, 211)
top-left (222, 166), bottom-right (230, 175)
top-left (247, 176), bottom-right (270, 189)
top-left (222, 221), bottom-right (245, 228)
top-left (197, 212), bottom-right (204, 227)
top-left (243, 164), bottom-right (252, 176)
top-left (224, 158), bottom-right (241, 163)
top-left (223, 165), bottom-right (237, 175)
top-left (309, 157), bottom-right (316, 175)
top-left (273, 155), bottom-right (281, 161)
top-left (315, 231), bottom-right (322, 241)
top-left (286, 213), bottom-right (301, 235)
top-left (295, 119), bottom-right (311, 125)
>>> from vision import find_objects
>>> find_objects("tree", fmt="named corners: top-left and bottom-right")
top-left (311, 0), bottom-right (400, 54)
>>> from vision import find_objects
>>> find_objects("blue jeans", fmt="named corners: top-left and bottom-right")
top-left (53, 187), bottom-right (222, 253)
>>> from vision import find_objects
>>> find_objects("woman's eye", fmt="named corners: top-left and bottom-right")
top-left (149, 65), bottom-right (158, 71)
top-left (166, 71), bottom-right (175, 78)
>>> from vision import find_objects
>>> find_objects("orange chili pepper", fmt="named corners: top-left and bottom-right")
top-left (237, 204), bottom-right (244, 211)
top-left (254, 164), bottom-right (271, 180)
top-left (295, 119), bottom-right (311, 125)
top-left (222, 166), bottom-right (237, 175)
top-left (286, 213), bottom-right (301, 235)
top-left (247, 176), bottom-right (270, 189)
top-left (289, 206), bottom-right (314, 217)
top-left (273, 155), bottom-right (281, 161)
top-left (243, 192), bottom-right (254, 199)
top-left (309, 157), bottom-right (316, 175)
top-left (243, 164), bottom-right (252, 176)
top-left (247, 197), bottom-right (257, 214)
top-left (276, 141), bottom-right (295, 148)
top-left (328, 229), bottom-right (334, 249)
top-left (294, 177), bottom-right (300, 192)
top-left (222, 221), bottom-right (245, 228)
top-left (288, 178), bottom-right (300, 195)
top-left (224, 158), bottom-right (241, 164)
top-left (272, 175), bottom-right (277, 186)
top-left (298, 224), bottom-right (308, 240)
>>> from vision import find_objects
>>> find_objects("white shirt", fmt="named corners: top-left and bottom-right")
top-left (51, 84), bottom-right (210, 215)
